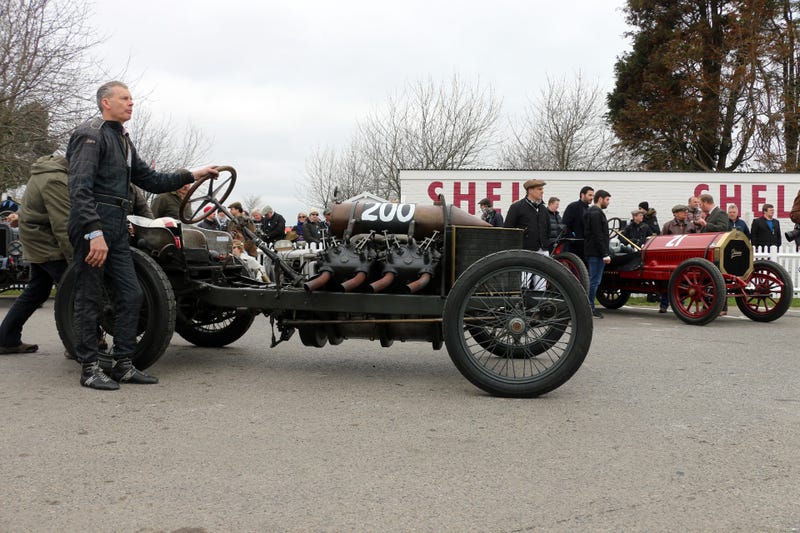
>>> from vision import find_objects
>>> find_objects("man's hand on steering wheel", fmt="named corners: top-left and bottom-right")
top-left (191, 166), bottom-right (220, 181)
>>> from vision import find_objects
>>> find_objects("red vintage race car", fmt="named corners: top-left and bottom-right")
top-left (555, 222), bottom-right (793, 325)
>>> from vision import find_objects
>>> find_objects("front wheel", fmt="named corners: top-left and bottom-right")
top-left (553, 252), bottom-right (589, 293)
top-left (443, 250), bottom-right (593, 398)
top-left (734, 260), bottom-right (793, 322)
top-left (668, 258), bottom-right (725, 325)
top-left (55, 248), bottom-right (176, 369)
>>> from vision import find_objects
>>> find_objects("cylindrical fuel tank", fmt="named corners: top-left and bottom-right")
top-left (330, 201), bottom-right (490, 240)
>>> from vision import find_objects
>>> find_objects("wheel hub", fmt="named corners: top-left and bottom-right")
top-left (507, 316), bottom-right (527, 335)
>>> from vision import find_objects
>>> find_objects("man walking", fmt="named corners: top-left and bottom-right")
top-left (584, 190), bottom-right (612, 318)
top-left (0, 155), bottom-right (71, 354)
top-left (67, 81), bottom-right (217, 390)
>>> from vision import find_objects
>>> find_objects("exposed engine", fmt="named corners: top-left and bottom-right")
top-left (303, 201), bottom-right (489, 295)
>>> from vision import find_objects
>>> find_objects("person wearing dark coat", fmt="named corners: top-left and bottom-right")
top-left (561, 186), bottom-right (594, 261)
top-left (622, 210), bottom-right (652, 247)
top-left (750, 204), bottom-right (782, 249)
top-left (547, 196), bottom-right (564, 241)
top-left (503, 179), bottom-right (550, 253)
top-left (262, 205), bottom-right (287, 244)
top-left (478, 197), bottom-right (504, 227)
top-left (726, 204), bottom-right (750, 239)
top-left (638, 201), bottom-right (661, 235)
top-left (696, 193), bottom-right (729, 232)
top-left (584, 190), bottom-right (612, 318)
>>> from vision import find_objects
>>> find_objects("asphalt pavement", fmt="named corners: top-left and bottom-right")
top-left (1, 299), bottom-right (799, 532)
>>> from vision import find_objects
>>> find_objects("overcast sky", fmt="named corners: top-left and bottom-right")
top-left (89, 0), bottom-right (631, 221)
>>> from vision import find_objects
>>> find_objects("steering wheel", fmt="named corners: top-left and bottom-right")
top-left (607, 217), bottom-right (625, 239)
top-left (180, 166), bottom-right (237, 224)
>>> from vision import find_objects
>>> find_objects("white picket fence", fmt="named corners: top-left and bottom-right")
top-left (753, 244), bottom-right (800, 296)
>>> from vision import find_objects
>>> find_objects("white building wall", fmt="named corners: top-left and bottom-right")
top-left (399, 169), bottom-right (800, 227)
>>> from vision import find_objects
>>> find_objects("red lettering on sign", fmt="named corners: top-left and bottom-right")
top-left (427, 181), bottom-right (443, 202)
top-left (777, 185), bottom-right (790, 218)
top-left (511, 182), bottom-right (521, 203)
top-left (486, 182), bottom-right (501, 207)
top-left (751, 185), bottom-right (767, 216)
top-left (453, 181), bottom-right (476, 213)
top-left (694, 184), bottom-right (709, 197)
top-left (719, 184), bottom-right (741, 210)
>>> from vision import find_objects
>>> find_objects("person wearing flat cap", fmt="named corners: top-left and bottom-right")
top-left (504, 179), bottom-right (551, 255)
top-left (662, 204), bottom-right (696, 236)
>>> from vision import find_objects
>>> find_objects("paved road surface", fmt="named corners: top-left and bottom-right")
top-left (1, 299), bottom-right (798, 532)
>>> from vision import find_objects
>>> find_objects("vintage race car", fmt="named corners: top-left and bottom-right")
top-left (52, 167), bottom-right (595, 398)
top-left (557, 220), bottom-right (793, 325)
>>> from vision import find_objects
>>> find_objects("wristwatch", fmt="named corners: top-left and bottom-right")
top-left (84, 230), bottom-right (104, 241)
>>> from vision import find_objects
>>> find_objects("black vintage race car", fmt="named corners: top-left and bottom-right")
top-left (53, 167), bottom-right (594, 397)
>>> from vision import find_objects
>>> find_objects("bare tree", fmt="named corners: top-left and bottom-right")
top-left (305, 75), bottom-right (501, 203)
top-left (0, 0), bottom-right (105, 190)
top-left (501, 73), bottom-right (634, 170)
top-left (240, 193), bottom-right (263, 214)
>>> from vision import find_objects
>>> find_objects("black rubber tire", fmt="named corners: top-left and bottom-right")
top-left (595, 286), bottom-right (631, 309)
top-left (668, 258), bottom-right (726, 325)
top-left (299, 325), bottom-right (328, 347)
top-left (734, 259), bottom-right (793, 322)
top-left (55, 248), bottom-right (176, 369)
top-left (175, 305), bottom-right (256, 347)
top-left (553, 252), bottom-right (590, 293)
top-left (443, 250), bottom-right (593, 398)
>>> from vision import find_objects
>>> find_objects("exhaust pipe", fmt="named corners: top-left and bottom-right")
top-left (303, 271), bottom-right (332, 293)
top-left (405, 272), bottom-right (432, 294)
top-left (369, 272), bottom-right (396, 293)
top-left (340, 271), bottom-right (367, 292)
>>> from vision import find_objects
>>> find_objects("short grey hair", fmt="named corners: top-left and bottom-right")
top-left (263, 205), bottom-right (273, 215)
top-left (96, 81), bottom-right (128, 111)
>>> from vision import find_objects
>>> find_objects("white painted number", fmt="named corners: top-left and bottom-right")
top-left (361, 203), bottom-right (416, 223)
top-left (665, 235), bottom-right (688, 247)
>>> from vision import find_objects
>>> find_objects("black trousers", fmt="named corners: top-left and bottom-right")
top-left (71, 208), bottom-right (142, 364)
top-left (0, 260), bottom-right (67, 347)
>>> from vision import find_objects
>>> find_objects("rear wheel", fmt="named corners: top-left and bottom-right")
top-left (734, 259), bottom-right (793, 322)
top-left (595, 286), bottom-right (630, 309)
top-left (55, 248), bottom-right (175, 369)
top-left (443, 250), bottom-right (592, 398)
top-left (668, 258), bottom-right (725, 325)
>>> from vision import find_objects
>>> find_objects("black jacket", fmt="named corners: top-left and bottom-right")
top-left (750, 216), bottom-right (781, 248)
top-left (622, 220), bottom-right (652, 246)
top-left (504, 198), bottom-right (550, 251)
top-left (66, 118), bottom-right (193, 239)
top-left (584, 205), bottom-right (610, 258)
top-left (562, 200), bottom-right (589, 239)
top-left (262, 212), bottom-right (287, 243)
top-left (547, 209), bottom-right (564, 240)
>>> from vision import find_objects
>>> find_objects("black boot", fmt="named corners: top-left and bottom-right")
top-left (80, 362), bottom-right (120, 390)
top-left (106, 357), bottom-right (159, 384)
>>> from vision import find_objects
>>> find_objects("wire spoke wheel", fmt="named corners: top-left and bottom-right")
top-left (734, 259), bottom-right (793, 322)
top-left (444, 250), bottom-right (592, 397)
top-left (668, 258), bottom-right (725, 325)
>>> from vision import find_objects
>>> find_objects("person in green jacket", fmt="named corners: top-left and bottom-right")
top-left (0, 155), bottom-right (72, 354)
top-left (151, 183), bottom-right (192, 220)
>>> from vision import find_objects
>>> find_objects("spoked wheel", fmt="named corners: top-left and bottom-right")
top-left (443, 250), bottom-right (593, 398)
top-left (668, 258), bottom-right (726, 325)
top-left (180, 166), bottom-right (237, 224)
top-left (595, 285), bottom-right (630, 309)
top-left (553, 252), bottom-right (589, 293)
top-left (175, 297), bottom-right (256, 347)
top-left (734, 259), bottom-right (793, 322)
top-left (55, 248), bottom-right (176, 369)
